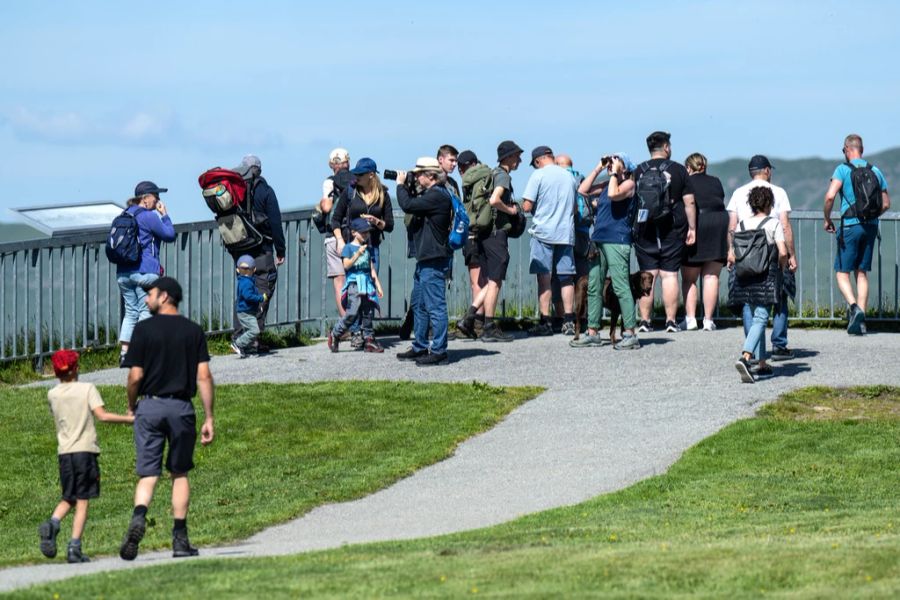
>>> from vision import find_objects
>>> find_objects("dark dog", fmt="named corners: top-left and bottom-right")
top-left (604, 271), bottom-right (654, 344)
top-left (572, 273), bottom-right (590, 338)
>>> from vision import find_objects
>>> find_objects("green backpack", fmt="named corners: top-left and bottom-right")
top-left (461, 163), bottom-right (495, 233)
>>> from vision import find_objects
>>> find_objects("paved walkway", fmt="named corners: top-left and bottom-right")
top-left (4, 327), bottom-right (900, 592)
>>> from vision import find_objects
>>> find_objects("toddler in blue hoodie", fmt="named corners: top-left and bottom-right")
top-left (231, 255), bottom-right (267, 357)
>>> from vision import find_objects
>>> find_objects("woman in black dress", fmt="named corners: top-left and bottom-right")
top-left (681, 153), bottom-right (728, 331)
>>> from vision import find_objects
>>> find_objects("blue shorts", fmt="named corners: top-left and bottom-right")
top-left (529, 238), bottom-right (575, 275)
top-left (835, 223), bottom-right (878, 273)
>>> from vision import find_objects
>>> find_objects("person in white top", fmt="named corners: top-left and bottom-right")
top-left (319, 148), bottom-right (350, 316)
top-left (726, 155), bottom-right (797, 360)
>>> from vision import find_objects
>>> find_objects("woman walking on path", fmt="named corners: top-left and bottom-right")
top-left (681, 153), bottom-right (727, 331)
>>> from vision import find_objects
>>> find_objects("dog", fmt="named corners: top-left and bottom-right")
top-left (572, 272), bottom-right (590, 338)
top-left (573, 269), bottom-right (654, 343)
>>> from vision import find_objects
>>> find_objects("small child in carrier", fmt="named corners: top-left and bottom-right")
top-left (729, 186), bottom-right (788, 383)
top-left (231, 255), bottom-right (267, 358)
top-left (328, 218), bottom-right (384, 353)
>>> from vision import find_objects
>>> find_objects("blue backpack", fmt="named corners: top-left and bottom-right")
top-left (105, 207), bottom-right (146, 265)
top-left (440, 187), bottom-right (470, 251)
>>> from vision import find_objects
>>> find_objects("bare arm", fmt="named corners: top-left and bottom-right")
top-left (488, 186), bottom-right (517, 215)
top-left (779, 211), bottom-right (797, 271)
top-left (319, 196), bottom-right (334, 213)
top-left (607, 177), bottom-right (635, 202)
top-left (197, 362), bottom-right (215, 445)
top-left (683, 193), bottom-right (697, 245)
top-left (776, 240), bottom-right (788, 269)
top-left (824, 179), bottom-right (842, 232)
top-left (92, 406), bottom-right (134, 424)
top-left (579, 163), bottom-right (608, 197)
top-left (342, 244), bottom-right (367, 269)
top-left (726, 211), bottom-right (738, 267)
top-left (522, 199), bottom-right (535, 214)
top-left (126, 366), bottom-right (144, 413)
top-left (882, 190), bottom-right (891, 214)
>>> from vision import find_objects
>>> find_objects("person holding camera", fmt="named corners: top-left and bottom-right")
top-left (395, 157), bottom-right (454, 366)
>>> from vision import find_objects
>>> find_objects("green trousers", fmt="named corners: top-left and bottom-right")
top-left (587, 243), bottom-right (636, 330)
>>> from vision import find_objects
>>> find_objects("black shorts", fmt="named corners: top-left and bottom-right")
top-left (479, 230), bottom-right (510, 283)
top-left (463, 237), bottom-right (482, 268)
top-left (134, 397), bottom-right (197, 477)
top-left (635, 230), bottom-right (686, 273)
top-left (58, 452), bottom-right (100, 502)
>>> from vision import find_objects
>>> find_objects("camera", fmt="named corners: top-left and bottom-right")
top-left (384, 169), bottom-right (399, 181)
top-left (384, 169), bottom-right (419, 196)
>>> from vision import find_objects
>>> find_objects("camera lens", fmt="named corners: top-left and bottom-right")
top-left (384, 170), bottom-right (398, 181)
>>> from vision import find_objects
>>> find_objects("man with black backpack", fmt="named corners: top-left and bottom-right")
top-left (231, 155), bottom-right (285, 352)
top-left (317, 148), bottom-right (351, 317)
top-left (824, 134), bottom-right (891, 335)
top-left (633, 131), bottom-right (697, 333)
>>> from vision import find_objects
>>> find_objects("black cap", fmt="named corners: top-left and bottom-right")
top-left (134, 181), bottom-right (168, 196)
top-left (530, 145), bottom-right (554, 167)
top-left (457, 150), bottom-right (478, 168)
top-left (497, 140), bottom-right (524, 162)
top-left (141, 276), bottom-right (183, 305)
top-left (748, 155), bottom-right (774, 171)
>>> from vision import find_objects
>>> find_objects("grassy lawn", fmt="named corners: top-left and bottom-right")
top-left (0, 381), bottom-right (539, 567)
top-left (13, 385), bottom-right (899, 599)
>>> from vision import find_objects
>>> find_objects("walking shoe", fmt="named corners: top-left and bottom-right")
top-left (67, 543), bottom-right (90, 563)
top-left (230, 342), bottom-right (245, 358)
top-left (848, 304), bottom-right (865, 335)
top-left (456, 318), bottom-right (477, 340)
top-left (665, 320), bottom-right (679, 333)
top-left (770, 347), bottom-right (794, 361)
top-left (702, 319), bottom-right (717, 331)
top-left (172, 534), bottom-right (200, 558)
top-left (350, 331), bottom-right (364, 350)
top-left (255, 342), bottom-right (271, 354)
top-left (119, 514), bottom-right (146, 561)
top-left (613, 332), bottom-right (640, 350)
top-left (735, 356), bottom-right (755, 383)
top-left (569, 333), bottom-right (604, 348)
top-left (561, 321), bottom-right (576, 336)
top-left (679, 317), bottom-right (698, 331)
top-left (38, 519), bottom-right (60, 558)
top-left (637, 320), bottom-right (653, 333)
top-left (327, 330), bottom-right (339, 353)
top-left (415, 352), bottom-right (448, 366)
top-left (528, 322), bottom-right (554, 337)
top-left (398, 308), bottom-right (414, 340)
top-left (363, 337), bottom-right (384, 353)
top-left (480, 324), bottom-right (514, 343)
top-left (754, 364), bottom-right (775, 379)
top-left (397, 348), bottom-right (428, 361)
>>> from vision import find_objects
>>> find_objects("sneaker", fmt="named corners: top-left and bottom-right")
top-left (679, 316), bottom-right (698, 331)
top-left (848, 305), bottom-right (865, 335)
top-left (613, 332), bottom-right (640, 350)
top-left (66, 543), bottom-right (90, 563)
top-left (363, 337), bottom-right (384, 353)
top-left (770, 347), bottom-right (794, 361)
top-left (415, 352), bottom-right (448, 366)
top-left (398, 308), bottom-right (414, 340)
top-left (637, 320), bottom-right (653, 333)
top-left (528, 322), bottom-right (554, 337)
top-left (561, 321), bottom-right (576, 336)
top-left (735, 357), bottom-right (755, 383)
top-left (569, 333), bottom-right (604, 348)
top-left (397, 348), bottom-right (428, 361)
top-left (665, 320), bottom-right (679, 333)
top-left (350, 331), bottom-right (364, 350)
top-left (327, 330), bottom-right (339, 353)
top-left (172, 534), bottom-right (199, 558)
top-left (119, 514), bottom-right (146, 561)
top-left (456, 318), bottom-right (477, 340)
top-left (754, 364), bottom-right (775, 379)
top-left (38, 519), bottom-right (60, 558)
top-left (702, 319), bottom-right (717, 331)
top-left (230, 342), bottom-right (245, 358)
top-left (480, 324), bottom-right (514, 343)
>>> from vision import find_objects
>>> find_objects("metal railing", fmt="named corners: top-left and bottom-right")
top-left (2, 209), bottom-right (899, 363)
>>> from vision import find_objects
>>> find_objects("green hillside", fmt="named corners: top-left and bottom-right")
top-left (708, 147), bottom-right (900, 211)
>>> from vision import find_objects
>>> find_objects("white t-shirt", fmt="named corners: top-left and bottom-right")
top-left (322, 178), bottom-right (334, 199)
top-left (726, 180), bottom-right (792, 222)
top-left (739, 214), bottom-right (784, 245)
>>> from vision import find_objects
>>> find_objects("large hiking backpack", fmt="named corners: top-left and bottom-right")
top-left (436, 186), bottom-right (470, 251)
top-left (198, 167), bottom-right (268, 254)
top-left (461, 164), bottom-right (495, 233)
top-left (732, 216), bottom-right (774, 279)
top-left (105, 207), bottom-right (146, 266)
top-left (634, 160), bottom-right (673, 224)
top-left (844, 161), bottom-right (883, 221)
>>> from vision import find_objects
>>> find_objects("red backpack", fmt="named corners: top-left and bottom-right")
top-left (198, 167), bottom-right (267, 254)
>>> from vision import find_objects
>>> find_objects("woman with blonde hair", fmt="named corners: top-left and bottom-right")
top-left (681, 152), bottom-right (727, 331)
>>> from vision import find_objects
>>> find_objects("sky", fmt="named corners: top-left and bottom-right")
top-left (1, 0), bottom-right (899, 224)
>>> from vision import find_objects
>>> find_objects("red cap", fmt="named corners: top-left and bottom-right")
top-left (51, 349), bottom-right (79, 377)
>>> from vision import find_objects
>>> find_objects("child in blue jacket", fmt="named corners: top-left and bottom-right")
top-left (231, 255), bottom-right (267, 358)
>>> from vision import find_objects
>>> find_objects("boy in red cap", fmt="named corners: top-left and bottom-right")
top-left (38, 349), bottom-right (134, 563)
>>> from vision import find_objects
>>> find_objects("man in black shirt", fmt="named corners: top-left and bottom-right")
top-left (119, 277), bottom-right (215, 561)
top-left (396, 157), bottom-right (453, 366)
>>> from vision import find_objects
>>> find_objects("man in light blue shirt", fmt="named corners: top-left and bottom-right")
top-left (522, 146), bottom-right (577, 336)
top-left (824, 133), bottom-right (891, 335)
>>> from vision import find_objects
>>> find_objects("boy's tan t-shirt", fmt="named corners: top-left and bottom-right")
top-left (47, 382), bottom-right (104, 455)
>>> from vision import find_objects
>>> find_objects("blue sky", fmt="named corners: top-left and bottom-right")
top-left (2, 0), bottom-right (898, 224)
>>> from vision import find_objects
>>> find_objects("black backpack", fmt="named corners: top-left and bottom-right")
top-left (732, 216), bottom-right (774, 279)
top-left (635, 160), bottom-right (672, 222)
top-left (105, 207), bottom-right (146, 266)
top-left (313, 169), bottom-right (352, 234)
top-left (844, 161), bottom-right (882, 221)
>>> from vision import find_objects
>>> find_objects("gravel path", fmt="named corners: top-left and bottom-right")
top-left (4, 327), bottom-right (900, 592)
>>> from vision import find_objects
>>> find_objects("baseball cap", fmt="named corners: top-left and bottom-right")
top-left (134, 181), bottom-right (168, 196)
top-left (748, 155), bottom-right (774, 171)
top-left (530, 145), bottom-right (554, 167)
top-left (350, 217), bottom-right (372, 233)
top-left (457, 150), bottom-right (478, 168)
top-left (236, 255), bottom-right (256, 269)
top-left (241, 154), bottom-right (262, 169)
top-left (329, 148), bottom-right (350, 164)
top-left (51, 349), bottom-right (79, 377)
top-left (410, 157), bottom-right (442, 173)
top-left (497, 140), bottom-right (524, 162)
top-left (141, 276), bottom-right (183, 304)
top-left (350, 157), bottom-right (378, 175)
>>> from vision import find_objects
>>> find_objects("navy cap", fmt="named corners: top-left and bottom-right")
top-left (349, 217), bottom-right (372, 233)
top-left (134, 181), bottom-right (168, 196)
top-left (748, 155), bottom-right (774, 171)
top-left (530, 145), bottom-right (553, 167)
top-left (496, 140), bottom-right (524, 162)
top-left (457, 150), bottom-right (478, 168)
top-left (350, 157), bottom-right (378, 176)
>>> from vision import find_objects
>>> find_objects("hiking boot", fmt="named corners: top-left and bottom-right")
top-left (119, 514), bottom-right (146, 561)
top-left (415, 352), bottom-right (448, 366)
top-left (397, 348), bottom-right (428, 361)
top-left (569, 333), bottom-right (604, 348)
top-left (172, 533), bottom-right (199, 558)
top-left (528, 322), bottom-right (553, 337)
top-left (327, 330), bottom-right (339, 353)
top-left (230, 342), bottom-right (245, 358)
top-left (38, 519), bottom-right (60, 558)
top-left (679, 317), bottom-right (698, 331)
top-left (848, 304), bottom-right (865, 335)
top-left (770, 347), bottom-right (794, 361)
top-left (456, 318), bottom-right (477, 340)
top-left (613, 332), bottom-right (640, 350)
top-left (363, 337), bottom-right (384, 353)
top-left (480, 324), bottom-right (514, 343)
top-left (398, 308), bottom-right (414, 340)
top-left (735, 357), bottom-right (755, 383)
top-left (350, 331), bottom-right (364, 350)
top-left (561, 321), bottom-right (576, 336)
top-left (67, 543), bottom-right (90, 563)
top-left (637, 320), bottom-right (653, 333)
top-left (702, 319), bottom-right (717, 331)
top-left (665, 320), bottom-right (679, 333)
